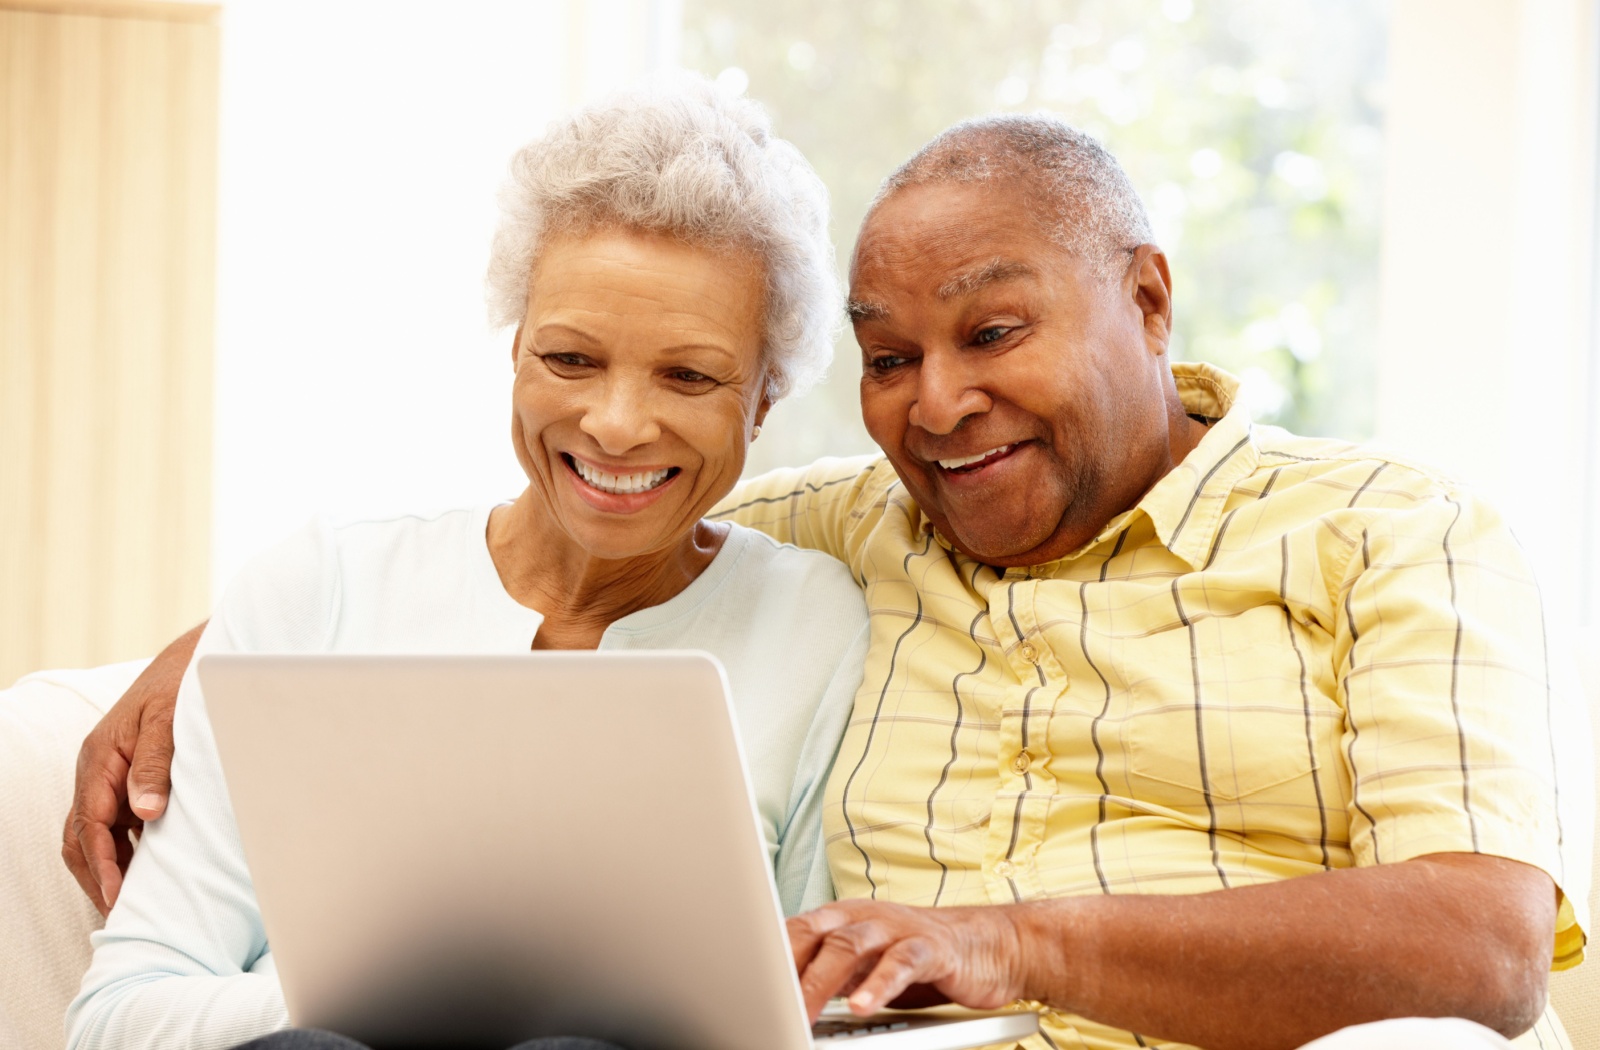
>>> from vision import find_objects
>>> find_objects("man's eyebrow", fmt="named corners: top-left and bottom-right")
top-left (846, 298), bottom-right (890, 322)
top-left (936, 258), bottom-right (1038, 300)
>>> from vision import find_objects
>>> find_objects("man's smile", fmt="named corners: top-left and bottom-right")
top-left (934, 442), bottom-right (1024, 473)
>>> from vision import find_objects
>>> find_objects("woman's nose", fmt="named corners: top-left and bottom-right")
top-left (907, 351), bottom-right (992, 435)
top-left (577, 378), bottom-right (663, 453)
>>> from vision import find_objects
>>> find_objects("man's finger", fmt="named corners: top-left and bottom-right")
top-left (60, 820), bottom-right (109, 917)
top-left (127, 706), bottom-right (176, 820)
top-left (127, 733), bottom-right (174, 825)
top-left (787, 905), bottom-right (853, 973)
top-left (65, 743), bottom-right (132, 911)
top-left (73, 818), bottom-right (126, 912)
top-left (847, 937), bottom-right (938, 1016)
top-left (797, 920), bottom-right (895, 1022)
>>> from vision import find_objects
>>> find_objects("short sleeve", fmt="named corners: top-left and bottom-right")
top-left (712, 456), bottom-right (885, 560)
top-left (1334, 490), bottom-right (1590, 967)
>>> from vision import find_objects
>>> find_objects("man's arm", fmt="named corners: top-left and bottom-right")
top-left (62, 622), bottom-right (204, 914)
top-left (711, 455), bottom-right (883, 558)
top-left (788, 852), bottom-right (1556, 1050)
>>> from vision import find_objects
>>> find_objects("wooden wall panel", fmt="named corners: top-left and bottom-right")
top-left (1, 2), bottom-right (218, 686)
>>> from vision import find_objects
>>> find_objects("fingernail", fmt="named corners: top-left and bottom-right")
top-left (134, 792), bottom-right (165, 813)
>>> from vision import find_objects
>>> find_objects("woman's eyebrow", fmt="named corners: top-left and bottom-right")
top-left (531, 322), bottom-right (601, 344)
top-left (936, 258), bottom-right (1038, 300)
top-left (533, 322), bottom-right (743, 361)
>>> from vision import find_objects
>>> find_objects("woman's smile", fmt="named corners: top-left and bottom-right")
top-left (562, 452), bottom-right (683, 509)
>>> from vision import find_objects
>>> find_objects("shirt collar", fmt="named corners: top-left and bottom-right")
top-left (1139, 362), bottom-right (1258, 569)
top-left (918, 362), bottom-right (1258, 572)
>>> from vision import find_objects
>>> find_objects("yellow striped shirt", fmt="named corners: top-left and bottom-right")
top-left (716, 363), bottom-right (1590, 1050)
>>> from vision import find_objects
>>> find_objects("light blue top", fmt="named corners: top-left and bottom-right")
top-left (68, 507), bottom-right (869, 1050)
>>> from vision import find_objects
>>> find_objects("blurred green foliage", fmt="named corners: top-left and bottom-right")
top-left (681, 0), bottom-right (1388, 472)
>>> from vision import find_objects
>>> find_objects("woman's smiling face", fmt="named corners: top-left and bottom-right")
top-left (510, 228), bottom-right (771, 562)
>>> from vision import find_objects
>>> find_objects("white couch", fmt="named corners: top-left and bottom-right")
top-left (1, 661), bottom-right (147, 1050)
top-left (3, 658), bottom-right (1596, 1050)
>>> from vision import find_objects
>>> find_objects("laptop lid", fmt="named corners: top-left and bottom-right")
top-left (200, 652), bottom-right (1038, 1050)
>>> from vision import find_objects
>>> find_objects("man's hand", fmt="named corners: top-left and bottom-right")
top-left (62, 623), bottom-right (204, 914)
top-left (787, 900), bottom-right (1029, 1022)
top-left (788, 855), bottom-right (1556, 1050)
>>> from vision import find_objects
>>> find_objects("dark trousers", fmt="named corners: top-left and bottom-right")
top-left (233, 1030), bottom-right (628, 1050)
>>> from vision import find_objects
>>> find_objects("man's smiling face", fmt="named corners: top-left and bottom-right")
top-left (850, 178), bottom-right (1190, 567)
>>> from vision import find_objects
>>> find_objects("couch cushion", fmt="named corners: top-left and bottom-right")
top-left (0, 661), bottom-right (149, 1050)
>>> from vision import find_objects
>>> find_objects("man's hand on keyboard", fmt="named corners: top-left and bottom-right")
top-left (786, 900), bottom-right (1028, 1024)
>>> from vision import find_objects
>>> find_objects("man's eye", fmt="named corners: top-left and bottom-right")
top-left (868, 355), bottom-right (910, 373)
top-left (974, 326), bottom-right (1009, 346)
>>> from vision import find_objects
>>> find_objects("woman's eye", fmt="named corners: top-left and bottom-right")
top-left (671, 370), bottom-right (713, 384)
top-left (541, 352), bottom-right (593, 373)
top-left (868, 354), bottom-right (910, 373)
top-left (974, 326), bottom-right (1009, 346)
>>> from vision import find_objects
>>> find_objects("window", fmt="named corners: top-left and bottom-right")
top-left (680, 0), bottom-right (1390, 476)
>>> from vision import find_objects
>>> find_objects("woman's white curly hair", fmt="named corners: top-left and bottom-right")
top-left (486, 73), bottom-right (838, 400)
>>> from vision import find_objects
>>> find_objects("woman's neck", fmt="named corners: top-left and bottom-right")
top-left (486, 491), bottom-right (729, 649)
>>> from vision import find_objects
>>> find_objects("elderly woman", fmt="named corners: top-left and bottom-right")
top-left (65, 79), bottom-right (867, 1050)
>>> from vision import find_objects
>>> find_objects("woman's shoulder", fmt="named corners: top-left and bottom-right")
top-left (228, 506), bottom-right (489, 588)
top-left (701, 524), bottom-right (869, 660)
top-left (721, 523), bottom-right (864, 610)
top-left (319, 505), bottom-right (492, 571)
top-left (215, 505), bottom-right (497, 650)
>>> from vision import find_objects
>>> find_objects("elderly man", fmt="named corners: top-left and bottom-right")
top-left (65, 116), bottom-right (1589, 1050)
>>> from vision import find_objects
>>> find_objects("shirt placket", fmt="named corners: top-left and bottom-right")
top-left (985, 565), bottom-right (1068, 904)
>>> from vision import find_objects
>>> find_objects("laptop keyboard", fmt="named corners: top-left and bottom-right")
top-left (813, 1017), bottom-right (913, 1040)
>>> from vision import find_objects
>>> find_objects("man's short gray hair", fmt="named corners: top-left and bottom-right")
top-left (486, 74), bottom-right (838, 400)
top-left (875, 114), bottom-right (1153, 279)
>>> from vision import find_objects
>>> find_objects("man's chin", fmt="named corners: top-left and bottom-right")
top-left (936, 513), bottom-right (1056, 566)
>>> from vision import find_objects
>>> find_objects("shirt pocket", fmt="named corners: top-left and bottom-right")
top-left (1111, 623), bottom-right (1328, 808)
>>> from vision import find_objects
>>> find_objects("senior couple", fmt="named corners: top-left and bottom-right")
top-left (61, 76), bottom-right (1589, 1050)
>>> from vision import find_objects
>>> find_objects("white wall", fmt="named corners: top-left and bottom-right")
top-left (210, 0), bottom-right (672, 593)
top-left (1375, 0), bottom-right (1599, 626)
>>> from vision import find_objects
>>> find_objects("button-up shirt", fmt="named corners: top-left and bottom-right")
top-left (715, 363), bottom-right (1591, 1050)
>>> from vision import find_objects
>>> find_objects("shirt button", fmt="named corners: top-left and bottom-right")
top-left (1027, 564), bottom-right (1046, 579)
top-left (1019, 643), bottom-right (1037, 663)
top-left (994, 859), bottom-right (1016, 878)
top-left (1012, 750), bottom-right (1031, 774)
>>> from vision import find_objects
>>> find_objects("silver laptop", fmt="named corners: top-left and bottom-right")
top-left (199, 652), bottom-right (1039, 1050)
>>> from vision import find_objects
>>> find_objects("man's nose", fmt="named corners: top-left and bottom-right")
top-left (907, 351), bottom-right (992, 435)
top-left (578, 377), bottom-right (663, 453)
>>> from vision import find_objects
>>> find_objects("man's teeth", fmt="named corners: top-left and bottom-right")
top-left (937, 444), bottom-right (1015, 470)
top-left (573, 460), bottom-right (672, 494)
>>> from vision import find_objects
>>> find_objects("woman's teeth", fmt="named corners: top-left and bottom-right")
top-left (937, 444), bottom-right (1015, 471)
top-left (573, 460), bottom-right (673, 494)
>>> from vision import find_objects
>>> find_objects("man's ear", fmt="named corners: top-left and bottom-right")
top-left (1130, 245), bottom-right (1173, 358)
top-left (509, 323), bottom-right (525, 368)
